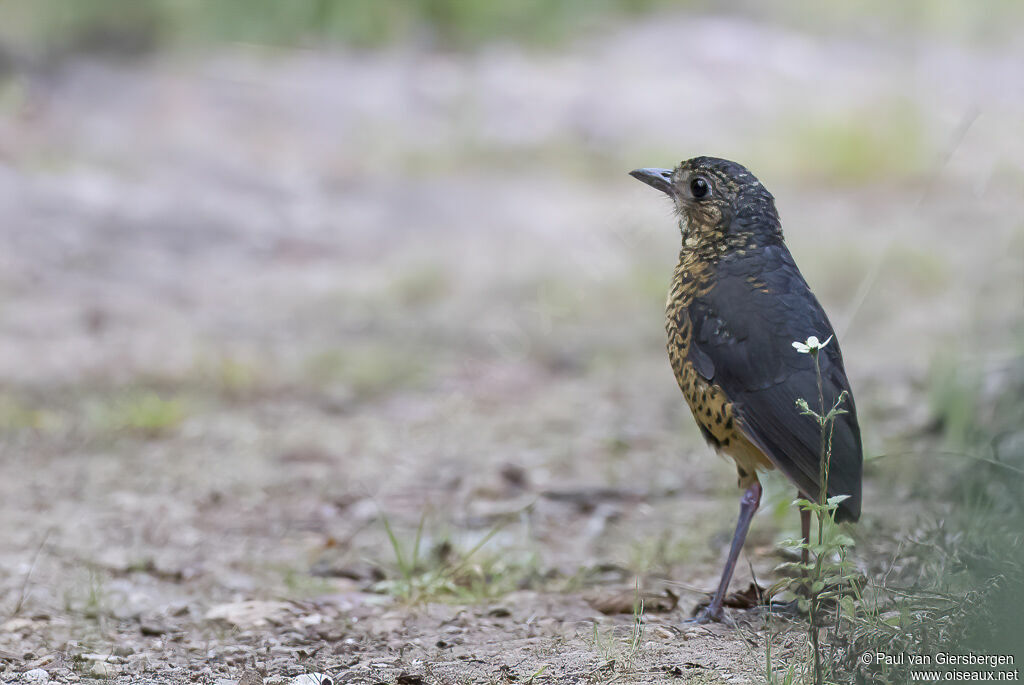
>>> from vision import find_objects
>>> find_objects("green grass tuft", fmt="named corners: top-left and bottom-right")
top-left (374, 507), bottom-right (540, 603)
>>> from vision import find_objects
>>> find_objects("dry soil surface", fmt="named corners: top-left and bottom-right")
top-left (0, 12), bottom-right (1021, 685)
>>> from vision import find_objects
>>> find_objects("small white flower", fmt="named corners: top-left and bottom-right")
top-left (792, 335), bottom-right (833, 354)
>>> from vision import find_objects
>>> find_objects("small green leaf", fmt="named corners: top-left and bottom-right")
top-left (773, 561), bottom-right (803, 574)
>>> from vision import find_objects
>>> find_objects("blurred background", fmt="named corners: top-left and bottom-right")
top-left (0, 1), bottom-right (1021, 681)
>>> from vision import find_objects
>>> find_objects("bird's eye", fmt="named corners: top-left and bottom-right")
top-left (690, 177), bottom-right (710, 199)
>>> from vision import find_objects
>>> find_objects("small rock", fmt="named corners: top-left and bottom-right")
top-left (89, 662), bottom-right (119, 679)
top-left (139, 620), bottom-right (170, 636)
top-left (112, 644), bottom-right (134, 657)
top-left (1, 618), bottom-right (33, 633)
top-left (499, 462), bottom-right (529, 489)
top-left (166, 602), bottom-right (190, 617)
top-left (653, 626), bottom-right (676, 640)
top-left (22, 668), bottom-right (49, 683)
top-left (80, 654), bottom-right (125, 664)
top-left (288, 674), bottom-right (331, 685)
top-left (396, 675), bottom-right (424, 685)
top-left (205, 601), bottom-right (292, 630)
top-left (24, 655), bottom-right (55, 670)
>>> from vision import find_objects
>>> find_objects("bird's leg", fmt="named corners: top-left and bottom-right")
top-left (801, 505), bottom-right (811, 567)
top-left (691, 481), bottom-right (762, 623)
top-left (766, 504), bottom-right (814, 618)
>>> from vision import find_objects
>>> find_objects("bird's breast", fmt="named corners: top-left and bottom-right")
top-left (664, 251), bottom-right (774, 482)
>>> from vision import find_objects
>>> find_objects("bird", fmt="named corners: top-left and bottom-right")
top-left (629, 156), bottom-right (862, 623)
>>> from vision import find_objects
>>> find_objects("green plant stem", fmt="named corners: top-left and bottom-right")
top-left (811, 349), bottom-right (826, 685)
top-left (790, 343), bottom-right (854, 683)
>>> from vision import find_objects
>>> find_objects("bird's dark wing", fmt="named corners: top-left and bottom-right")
top-left (687, 243), bottom-right (862, 521)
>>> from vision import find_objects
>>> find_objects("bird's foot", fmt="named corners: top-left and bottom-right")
top-left (686, 605), bottom-right (725, 624)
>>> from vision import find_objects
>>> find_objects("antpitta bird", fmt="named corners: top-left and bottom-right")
top-left (629, 157), bottom-right (862, 623)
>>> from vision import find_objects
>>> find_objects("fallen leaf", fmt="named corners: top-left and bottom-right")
top-left (586, 588), bottom-right (679, 615)
top-left (693, 582), bottom-right (770, 612)
top-left (724, 582), bottom-right (769, 609)
top-left (205, 601), bottom-right (292, 630)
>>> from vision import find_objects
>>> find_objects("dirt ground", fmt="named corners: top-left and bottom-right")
top-left (0, 11), bottom-right (1021, 685)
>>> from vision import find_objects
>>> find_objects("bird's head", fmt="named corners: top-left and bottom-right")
top-left (630, 156), bottom-right (781, 246)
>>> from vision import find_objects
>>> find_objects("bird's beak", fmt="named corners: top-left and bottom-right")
top-left (629, 168), bottom-right (674, 196)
